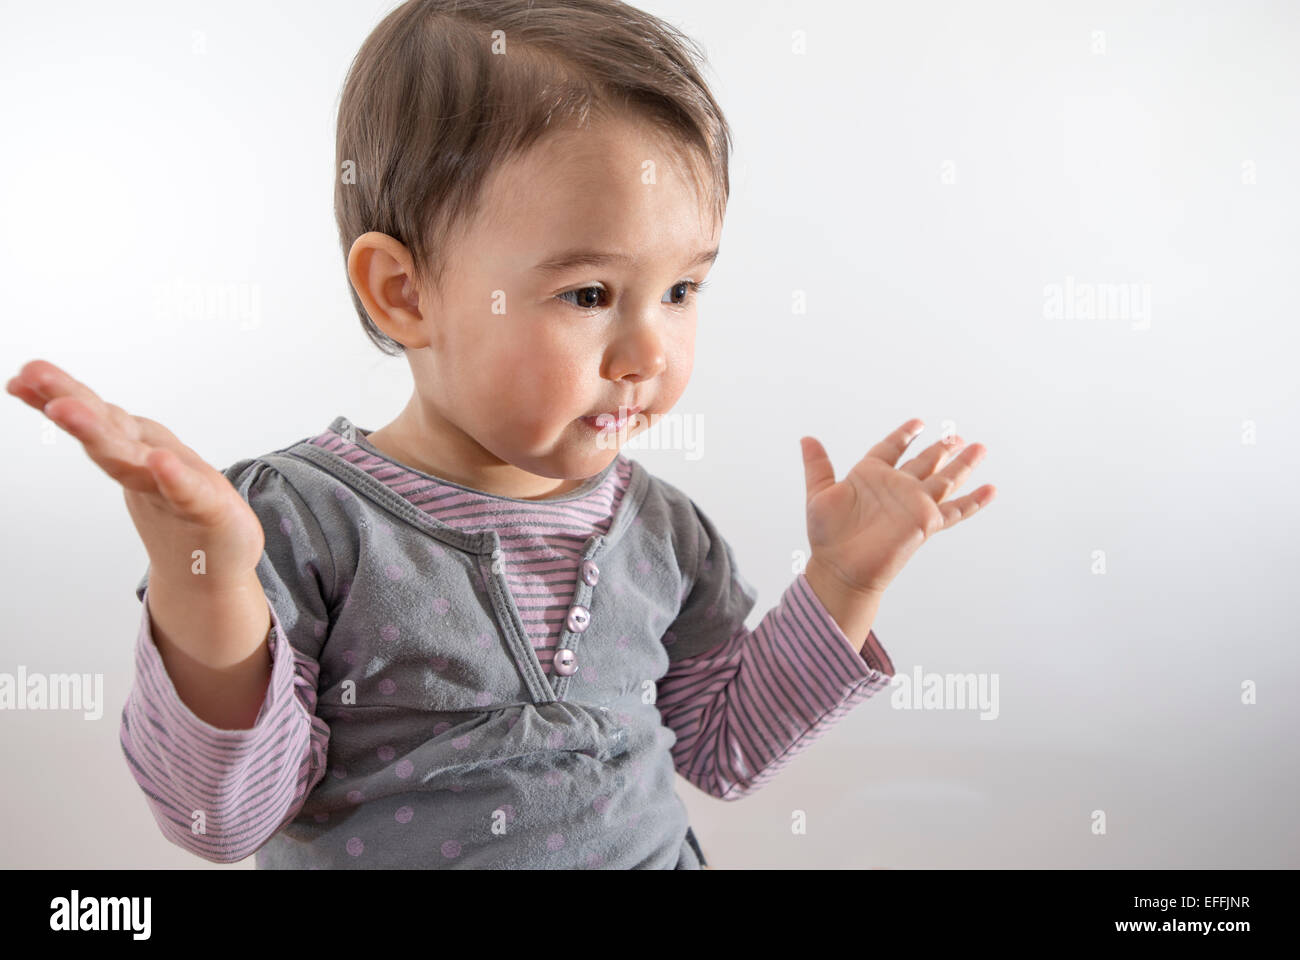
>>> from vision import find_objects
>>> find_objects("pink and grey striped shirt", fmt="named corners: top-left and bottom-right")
top-left (120, 420), bottom-right (895, 862)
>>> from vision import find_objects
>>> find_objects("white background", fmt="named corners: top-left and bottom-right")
top-left (2, 0), bottom-right (1297, 868)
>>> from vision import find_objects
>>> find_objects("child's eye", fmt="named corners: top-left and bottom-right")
top-left (662, 279), bottom-right (709, 306)
top-left (555, 280), bottom-right (710, 311)
top-left (557, 285), bottom-right (608, 310)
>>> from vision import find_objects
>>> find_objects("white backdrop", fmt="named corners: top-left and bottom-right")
top-left (2, 0), bottom-right (1297, 868)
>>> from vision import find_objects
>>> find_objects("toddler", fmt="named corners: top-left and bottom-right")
top-left (7, 0), bottom-right (994, 869)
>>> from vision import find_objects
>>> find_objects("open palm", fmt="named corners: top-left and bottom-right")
top-left (801, 419), bottom-right (996, 598)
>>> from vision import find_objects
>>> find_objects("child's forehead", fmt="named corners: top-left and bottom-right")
top-left (473, 124), bottom-right (720, 239)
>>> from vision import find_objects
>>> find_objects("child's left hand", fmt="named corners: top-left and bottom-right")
top-left (800, 419), bottom-right (996, 600)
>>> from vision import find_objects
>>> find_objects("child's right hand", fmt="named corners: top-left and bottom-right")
top-left (6, 359), bottom-right (266, 586)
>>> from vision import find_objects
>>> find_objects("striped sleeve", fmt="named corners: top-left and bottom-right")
top-left (656, 572), bottom-right (895, 802)
top-left (119, 458), bottom-right (332, 863)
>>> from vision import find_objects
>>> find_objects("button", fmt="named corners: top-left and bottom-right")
top-left (581, 559), bottom-right (600, 587)
top-left (554, 649), bottom-right (578, 675)
top-left (566, 604), bottom-right (591, 633)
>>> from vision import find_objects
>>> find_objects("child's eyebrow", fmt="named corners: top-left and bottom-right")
top-left (531, 246), bottom-right (719, 275)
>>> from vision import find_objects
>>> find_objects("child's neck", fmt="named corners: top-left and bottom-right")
top-left (363, 419), bottom-right (593, 501)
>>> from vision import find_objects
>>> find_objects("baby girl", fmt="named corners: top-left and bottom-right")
top-left (6, 0), bottom-right (994, 869)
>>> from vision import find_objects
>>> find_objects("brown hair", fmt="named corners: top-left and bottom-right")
top-left (334, 0), bottom-right (733, 355)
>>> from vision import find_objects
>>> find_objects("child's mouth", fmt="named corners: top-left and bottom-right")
top-left (581, 406), bottom-right (641, 432)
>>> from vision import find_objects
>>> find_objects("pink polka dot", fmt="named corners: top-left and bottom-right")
top-left (585, 851), bottom-right (604, 867)
top-left (377, 745), bottom-right (395, 762)
top-left (378, 678), bottom-right (397, 695)
top-left (475, 632), bottom-right (493, 648)
top-left (636, 559), bottom-right (651, 575)
top-left (593, 795), bottom-right (609, 814)
top-left (430, 655), bottom-right (449, 672)
top-left (395, 806), bottom-right (414, 824)
top-left (279, 517), bottom-right (292, 536)
top-left (313, 812), bottom-right (330, 823)
top-left (448, 783), bottom-right (465, 792)
top-left (380, 623), bottom-right (399, 642)
top-left (702, 557), bottom-right (713, 572)
top-left (385, 564), bottom-right (405, 580)
top-left (342, 649), bottom-right (358, 665)
top-left (474, 691), bottom-right (493, 707)
top-left (346, 837), bottom-right (364, 856)
top-left (428, 543), bottom-right (445, 558)
top-left (395, 759), bottom-right (414, 779)
top-left (507, 715), bottom-right (520, 730)
top-left (451, 734), bottom-right (472, 750)
top-left (497, 804), bottom-right (516, 823)
top-left (432, 721), bottom-right (452, 736)
top-left (313, 621), bottom-right (326, 638)
top-left (617, 635), bottom-right (629, 648)
top-left (545, 770), bottom-right (563, 786)
top-left (346, 789), bottom-right (363, 804)
top-left (332, 766), bottom-right (348, 779)
top-left (546, 730), bottom-right (564, 749)
top-left (581, 666), bottom-right (599, 682)
top-left (441, 840), bottom-right (461, 858)
top-left (333, 486), bottom-right (350, 501)
top-left (546, 833), bottom-right (565, 851)
top-left (432, 597), bottom-right (450, 615)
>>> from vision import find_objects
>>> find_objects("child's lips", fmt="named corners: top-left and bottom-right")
top-left (581, 405), bottom-right (642, 429)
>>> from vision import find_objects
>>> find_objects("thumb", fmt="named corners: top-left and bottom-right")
top-left (800, 436), bottom-right (836, 502)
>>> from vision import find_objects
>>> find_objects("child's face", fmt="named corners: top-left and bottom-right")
top-left (358, 113), bottom-right (721, 497)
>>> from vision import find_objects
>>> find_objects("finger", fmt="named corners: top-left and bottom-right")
top-left (864, 419), bottom-right (925, 468)
top-left (15, 361), bottom-right (207, 469)
top-left (6, 375), bottom-right (48, 411)
top-left (800, 435), bottom-right (837, 501)
top-left (921, 443), bottom-right (987, 502)
top-left (131, 415), bottom-right (210, 471)
top-left (936, 485), bottom-right (997, 529)
top-left (44, 396), bottom-right (164, 491)
top-left (899, 434), bottom-right (965, 480)
top-left (14, 359), bottom-right (137, 437)
top-left (145, 447), bottom-right (222, 520)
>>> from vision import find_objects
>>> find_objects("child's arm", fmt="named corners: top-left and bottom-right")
top-left (656, 498), bottom-right (896, 801)
top-left (8, 360), bottom-right (275, 725)
top-left (657, 421), bottom-right (994, 800)
top-left (123, 458), bottom-right (335, 863)
top-left (7, 360), bottom-right (330, 862)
